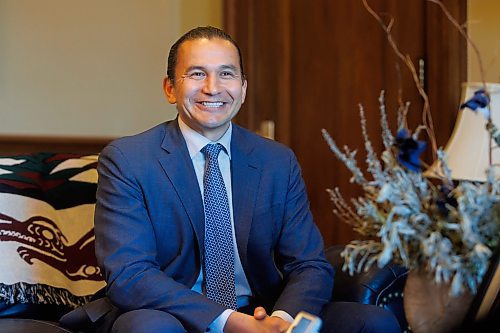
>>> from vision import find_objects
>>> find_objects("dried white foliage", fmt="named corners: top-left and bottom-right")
top-left (322, 93), bottom-right (500, 296)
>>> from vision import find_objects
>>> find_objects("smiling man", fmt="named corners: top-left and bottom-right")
top-left (93, 26), bottom-right (400, 333)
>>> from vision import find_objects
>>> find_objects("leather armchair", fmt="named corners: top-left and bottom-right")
top-left (325, 245), bottom-right (410, 332)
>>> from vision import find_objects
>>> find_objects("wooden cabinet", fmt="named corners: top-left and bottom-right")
top-left (224, 0), bottom-right (466, 246)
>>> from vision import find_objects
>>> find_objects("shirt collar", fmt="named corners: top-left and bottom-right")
top-left (178, 117), bottom-right (232, 160)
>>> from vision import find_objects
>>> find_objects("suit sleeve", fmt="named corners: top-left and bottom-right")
top-left (94, 144), bottom-right (226, 333)
top-left (272, 151), bottom-right (334, 316)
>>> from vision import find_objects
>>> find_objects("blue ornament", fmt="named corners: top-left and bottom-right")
top-left (460, 89), bottom-right (490, 118)
top-left (395, 129), bottom-right (427, 172)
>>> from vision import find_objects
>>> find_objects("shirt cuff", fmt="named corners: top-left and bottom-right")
top-left (271, 310), bottom-right (294, 323)
top-left (207, 309), bottom-right (234, 333)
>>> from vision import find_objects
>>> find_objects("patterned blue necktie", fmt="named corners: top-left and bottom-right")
top-left (202, 143), bottom-right (237, 310)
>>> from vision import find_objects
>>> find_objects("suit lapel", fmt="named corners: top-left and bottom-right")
top-left (158, 120), bottom-right (205, 253)
top-left (231, 125), bottom-right (261, 265)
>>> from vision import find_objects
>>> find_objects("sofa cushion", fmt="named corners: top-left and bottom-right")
top-left (0, 153), bottom-right (105, 320)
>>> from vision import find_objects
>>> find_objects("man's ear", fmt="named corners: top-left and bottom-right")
top-left (241, 79), bottom-right (248, 104)
top-left (163, 77), bottom-right (177, 104)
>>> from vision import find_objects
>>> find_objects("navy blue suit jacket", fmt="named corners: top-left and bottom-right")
top-left (94, 119), bottom-right (333, 333)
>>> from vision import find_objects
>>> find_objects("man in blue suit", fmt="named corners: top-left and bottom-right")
top-left (94, 26), bottom-right (400, 333)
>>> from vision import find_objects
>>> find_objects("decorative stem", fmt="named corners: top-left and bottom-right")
top-left (425, 0), bottom-right (493, 167)
top-left (362, 0), bottom-right (437, 159)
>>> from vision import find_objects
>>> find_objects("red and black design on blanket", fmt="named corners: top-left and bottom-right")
top-left (0, 153), bottom-right (98, 208)
top-left (0, 212), bottom-right (101, 281)
top-left (0, 153), bottom-right (105, 308)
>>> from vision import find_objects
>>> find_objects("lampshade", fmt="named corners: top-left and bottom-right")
top-left (426, 82), bottom-right (500, 182)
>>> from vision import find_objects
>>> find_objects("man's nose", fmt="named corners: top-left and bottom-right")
top-left (202, 74), bottom-right (220, 95)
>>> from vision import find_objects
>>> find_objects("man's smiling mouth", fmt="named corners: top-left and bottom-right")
top-left (201, 102), bottom-right (224, 108)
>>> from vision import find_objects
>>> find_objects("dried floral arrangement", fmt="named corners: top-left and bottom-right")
top-left (322, 0), bottom-right (500, 296)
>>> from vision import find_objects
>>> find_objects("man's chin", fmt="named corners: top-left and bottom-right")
top-left (199, 115), bottom-right (235, 129)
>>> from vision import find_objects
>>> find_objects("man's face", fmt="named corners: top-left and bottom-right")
top-left (164, 37), bottom-right (247, 141)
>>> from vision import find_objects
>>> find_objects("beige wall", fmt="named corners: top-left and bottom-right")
top-left (0, 0), bottom-right (221, 138)
top-left (468, 0), bottom-right (500, 82)
top-left (181, 0), bottom-right (222, 35)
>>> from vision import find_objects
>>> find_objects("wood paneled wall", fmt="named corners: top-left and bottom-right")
top-left (225, 0), bottom-right (293, 144)
top-left (224, 0), bottom-right (466, 246)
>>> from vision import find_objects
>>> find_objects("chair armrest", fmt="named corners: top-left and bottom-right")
top-left (325, 245), bottom-right (409, 331)
top-left (0, 318), bottom-right (75, 333)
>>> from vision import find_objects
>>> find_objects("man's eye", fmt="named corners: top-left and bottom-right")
top-left (188, 72), bottom-right (206, 79)
top-left (220, 71), bottom-right (236, 79)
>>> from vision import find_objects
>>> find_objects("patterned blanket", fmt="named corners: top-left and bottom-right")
top-left (0, 153), bottom-right (105, 309)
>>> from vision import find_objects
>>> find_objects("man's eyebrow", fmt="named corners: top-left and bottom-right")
top-left (184, 65), bottom-right (240, 73)
top-left (220, 65), bottom-right (239, 72)
top-left (184, 65), bottom-right (205, 73)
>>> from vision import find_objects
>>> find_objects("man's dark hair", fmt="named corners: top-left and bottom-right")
top-left (166, 26), bottom-right (245, 84)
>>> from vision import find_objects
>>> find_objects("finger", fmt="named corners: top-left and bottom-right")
top-left (253, 306), bottom-right (268, 320)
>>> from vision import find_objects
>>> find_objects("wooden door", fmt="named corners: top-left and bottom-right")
top-left (224, 0), bottom-right (466, 246)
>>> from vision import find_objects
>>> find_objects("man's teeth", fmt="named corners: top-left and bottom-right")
top-left (202, 102), bottom-right (223, 108)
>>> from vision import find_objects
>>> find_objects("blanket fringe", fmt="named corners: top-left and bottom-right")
top-left (0, 282), bottom-right (93, 308)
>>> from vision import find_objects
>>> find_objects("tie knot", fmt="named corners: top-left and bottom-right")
top-left (202, 143), bottom-right (223, 160)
